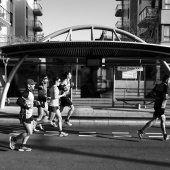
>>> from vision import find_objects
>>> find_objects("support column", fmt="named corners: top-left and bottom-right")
top-left (112, 66), bottom-right (116, 107)
top-left (0, 55), bottom-right (27, 109)
top-left (158, 57), bottom-right (170, 75)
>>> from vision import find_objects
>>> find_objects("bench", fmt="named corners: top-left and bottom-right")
top-left (116, 98), bottom-right (155, 109)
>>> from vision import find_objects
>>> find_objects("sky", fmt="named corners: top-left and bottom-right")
top-left (39, 0), bottom-right (119, 39)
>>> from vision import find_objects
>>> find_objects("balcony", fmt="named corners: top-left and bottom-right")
top-left (115, 20), bottom-right (122, 29)
top-left (33, 20), bottom-right (43, 32)
top-left (0, 35), bottom-right (44, 47)
top-left (115, 4), bottom-right (123, 17)
top-left (0, 5), bottom-right (10, 27)
top-left (33, 3), bottom-right (43, 16)
top-left (138, 6), bottom-right (158, 28)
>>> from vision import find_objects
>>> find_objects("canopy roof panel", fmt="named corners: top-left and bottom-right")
top-left (1, 41), bottom-right (170, 61)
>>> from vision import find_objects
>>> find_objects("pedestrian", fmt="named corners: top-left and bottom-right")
top-left (9, 79), bottom-right (36, 151)
top-left (49, 76), bottom-right (68, 137)
top-left (59, 72), bottom-right (74, 126)
top-left (34, 75), bottom-right (50, 131)
top-left (137, 74), bottom-right (170, 140)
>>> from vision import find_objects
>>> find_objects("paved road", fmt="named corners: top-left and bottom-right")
top-left (1, 124), bottom-right (170, 170)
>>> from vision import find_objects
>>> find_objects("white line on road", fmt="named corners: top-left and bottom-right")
top-left (79, 135), bottom-right (96, 137)
top-left (9, 133), bottom-right (20, 136)
top-left (148, 136), bottom-right (163, 138)
top-left (114, 135), bottom-right (132, 138)
top-left (145, 133), bottom-right (162, 134)
top-left (79, 132), bottom-right (96, 134)
top-left (112, 132), bottom-right (129, 134)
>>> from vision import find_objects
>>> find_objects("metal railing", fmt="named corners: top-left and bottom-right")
top-left (33, 3), bottom-right (43, 15)
top-left (33, 20), bottom-right (43, 31)
top-left (0, 35), bottom-right (44, 46)
top-left (139, 6), bottom-right (158, 22)
top-left (0, 5), bottom-right (10, 23)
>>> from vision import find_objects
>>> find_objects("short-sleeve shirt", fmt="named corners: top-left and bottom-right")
top-left (22, 89), bottom-right (34, 119)
top-left (153, 83), bottom-right (169, 107)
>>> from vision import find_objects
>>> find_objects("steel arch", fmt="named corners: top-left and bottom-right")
top-left (41, 25), bottom-right (146, 43)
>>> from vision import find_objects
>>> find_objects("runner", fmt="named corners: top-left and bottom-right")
top-left (9, 79), bottom-right (36, 151)
top-left (137, 75), bottom-right (170, 140)
top-left (34, 75), bottom-right (50, 131)
top-left (59, 72), bottom-right (74, 126)
top-left (49, 77), bottom-right (68, 137)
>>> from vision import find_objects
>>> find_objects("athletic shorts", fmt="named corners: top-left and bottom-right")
top-left (48, 106), bottom-right (59, 112)
top-left (154, 105), bottom-right (165, 118)
top-left (60, 96), bottom-right (72, 107)
top-left (22, 115), bottom-right (33, 124)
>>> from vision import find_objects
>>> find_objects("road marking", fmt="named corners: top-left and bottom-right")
top-left (79, 135), bottom-right (96, 137)
top-left (112, 132), bottom-right (129, 134)
top-left (148, 136), bottom-right (163, 138)
top-left (79, 132), bottom-right (96, 134)
top-left (145, 133), bottom-right (162, 134)
top-left (114, 135), bottom-right (132, 138)
top-left (9, 133), bottom-right (20, 136)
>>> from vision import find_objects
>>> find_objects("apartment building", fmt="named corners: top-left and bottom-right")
top-left (0, 0), bottom-right (43, 98)
top-left (115, 0), bottom-right (170, 46)
top-left (14, 0), bottom-right (43, 42)
top-left (115, 0), bottom-right (170, 87)
top-left (0, 0), bottom-right (43, 46)
top-left (0, 0), bottom-right (14, 46)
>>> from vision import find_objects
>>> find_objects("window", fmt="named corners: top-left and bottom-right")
top-left (10, 12), bottom-right (13, 26)
top-left (165, 0), bottom-right (170, 9)
top-left (163, 25), bottom-right (170, 41)
top-left (26, 7), bottom-right (28, 18)
top-left (26, 26), bottom-right (28, 37)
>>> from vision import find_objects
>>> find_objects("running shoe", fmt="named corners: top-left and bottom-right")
top-left (164, 134), bottom-right (169, 140)
top-left (9, 136), bottom-right (16, 150)
top-left (64, 120), bottom-right (72, 126)
top-left (50, 122), bottom-right (58, 127)
top-left (59, 131), bottom-right (68, 137)
top-left (137, 130), bottom-right (144, 140)
top-left (39, 124), bottom-right (44, 130)
top-left (33, 128), bottom-right (40, 132)
top-left (18, 145), bottom-right (32, 151)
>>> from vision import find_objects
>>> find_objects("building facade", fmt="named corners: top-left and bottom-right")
top-left (0, 0), bottom-right (43, 47)
top-left (0, 0), bottom-right (43, 98)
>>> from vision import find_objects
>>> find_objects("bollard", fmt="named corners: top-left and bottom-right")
top-left (137, 103), bottom-right (141, 109)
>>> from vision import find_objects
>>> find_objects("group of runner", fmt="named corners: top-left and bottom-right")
top-left (9, 73), bottom-right (170, 151)
top-left (9, 72), bottom-right (74, 151)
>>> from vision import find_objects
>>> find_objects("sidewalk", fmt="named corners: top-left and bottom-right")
top-left (1, 105), bottom-right (170, 125)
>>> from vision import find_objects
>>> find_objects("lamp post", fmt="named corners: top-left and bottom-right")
top-left (2, 56), bottom-right (10, 82)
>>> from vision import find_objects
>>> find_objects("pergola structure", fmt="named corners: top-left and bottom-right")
top-left (0, 25), bottom-right (170, 109)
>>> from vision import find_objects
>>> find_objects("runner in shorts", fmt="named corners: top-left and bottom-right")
top-left (137, 75), bottom-right (170, 140)
top-left (9, 79), bottom-right (36, 151)
top-left (59, 72), bottom-right (74, 126)
top-left (49, 77), bottom-right (68, 137)
top-left (34, 75), bottom-right (50, 131)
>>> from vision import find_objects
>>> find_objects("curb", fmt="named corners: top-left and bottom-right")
top-left (1, 117), bottom-right (170, 126)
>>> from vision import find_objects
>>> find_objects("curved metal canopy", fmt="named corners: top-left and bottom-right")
top-left (0, 24), bottom-right (169, 61)
top-left (0, 25), bottom-right (170, 109)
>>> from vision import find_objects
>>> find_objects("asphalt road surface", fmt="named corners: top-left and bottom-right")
top-left (0, 123), bottom-right (170, 170)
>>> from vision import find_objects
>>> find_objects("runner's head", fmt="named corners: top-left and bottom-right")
top-left (64, 72), bottom-right (72, 79)
top-left (26, 79), bottom-right (36, 90)
top-left (41, 75), bottom-right (48, 84)
top-left (162, 75), bottom-right (170, 84)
